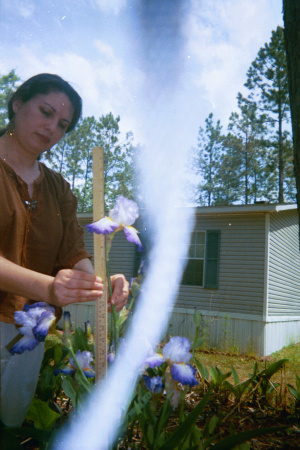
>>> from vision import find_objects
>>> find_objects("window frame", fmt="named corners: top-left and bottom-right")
top-left (181, 230), bottom-right (206, 288)
top-left (181, 229), bottom-right (221, 289)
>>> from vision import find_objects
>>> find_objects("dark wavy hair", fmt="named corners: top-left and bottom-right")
top-left (5, 73), bottom-right (82, 133)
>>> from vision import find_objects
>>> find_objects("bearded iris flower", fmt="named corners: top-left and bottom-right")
top-left (86, 196), bottom-right (143, 251)
top-left (9, 302), bottom-right (56, 355)
top-left (144, 350), bottom-right (165, 368)
top-left (163, 336), bottom-right (193, 364)
top-left (54, 350), bottom-right (95, 378)
top-left (163, 337), bottom-right (198, 387)
top-left (143, 375), bottom-right (164, 394)
top-left (107, 337), bottom-right (126, 364)
top-left (144, 337), bottom-right (198, 388)
top-left (171, 363), bottom-right (198, 386)
top-left (143, 337), bottom-right (198, 408)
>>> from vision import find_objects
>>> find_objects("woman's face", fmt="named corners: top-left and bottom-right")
top-left (12, 91), bottom-right (74, 155)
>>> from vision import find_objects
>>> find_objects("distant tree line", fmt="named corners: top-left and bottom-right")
top-left (191, 26), bottom-right (296, 206)
top-left (0, 26), bottom-right (297, 209)
top-left (43, 114), bottom-right (137, 211)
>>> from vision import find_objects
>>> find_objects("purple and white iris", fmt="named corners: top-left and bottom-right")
top-left (163, 336), bottom-right (193, 364)
top-left (9, 302), bottom-right (56, 355)
top-left (143, 375), bottom-right (164, 394)
top-left (171, 363), bottom-right (198, 387)
top-left (144, 350), bottom-right (165, 369)
top-left (107, 337), bottom-right (126, 364)
top-left (86, 196), bottom-right (143, 251)
top-left (163, 337), bottom-right (198, 387)
top-left (144, 337), bottom-right (198, 388)
top-left (54, 350), bottom-right (95, 378)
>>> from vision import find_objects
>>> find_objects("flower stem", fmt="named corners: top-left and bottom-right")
top-left (67, 342), bottom-right (91, 391)
top-left (106, 236), bottom-right (119, 354)
top-left (192, 313), bottom-right (201, 365)
top-left (111, 304), bottom-right (119, 354)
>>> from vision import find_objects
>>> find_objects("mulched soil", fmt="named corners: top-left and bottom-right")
top-left (20, 354), bottom-right (300, 450)
top-left (21, 389), bottom-right (300, 449)
top-left (187, 388), bottom-right (300, 449)
top-left (114, 389), bottom-right (300, 449)
top-left (20, 402), bottom-right (300, 449)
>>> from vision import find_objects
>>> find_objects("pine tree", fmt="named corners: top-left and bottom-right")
top-left (194, 113), bottom-right (223, 206)
top-left (226, 94), bottom-right (268, 204)
top-left (0, 70), bottom-right (20, 127)
top-left (214, 133), bottom-right (242, 205)
top-left (245, 26), bottom-right (291, 203)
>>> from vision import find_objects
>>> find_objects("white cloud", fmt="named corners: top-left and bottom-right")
top-left (2, 0), bottom-right (35, 18)
top-left (0, 41), bottom-right (141, 139)
top-left (185, 0), bottom-right (283, 125)
top-left (89, 0), bottom-right (127, 15)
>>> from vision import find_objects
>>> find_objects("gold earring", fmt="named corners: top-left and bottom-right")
top-left (6, 120), bottom-right (15, 137)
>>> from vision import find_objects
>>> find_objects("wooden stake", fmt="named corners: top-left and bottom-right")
top-left (92, 147), bottom-right (107, 381)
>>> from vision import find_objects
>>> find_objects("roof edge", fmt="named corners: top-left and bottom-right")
top-left (195, 203), bottom-right (297, 215)
top-left (77, 203), bottom-right (298, 219)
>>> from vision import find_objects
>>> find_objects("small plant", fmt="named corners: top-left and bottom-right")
top-left (221, 314), bottom-right (231, 352)
top-left (192, 310), bottom-right (210, 353)
top-left (249, 359), bottom-right (288, 403)
top-left (288, 374), bottom-right (300, 403)
top-left (223, 365), bottom-right (255, 403)
top-left (288, 374), bottom-right (300, 417)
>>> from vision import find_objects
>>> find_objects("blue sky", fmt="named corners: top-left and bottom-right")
top-left (0, 0), bottom-right (283, 151)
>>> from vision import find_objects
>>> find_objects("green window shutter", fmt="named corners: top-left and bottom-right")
top-left (133, 245), bottom-right (143, 277)
top-left (204, 230), bottom-right (220, 289)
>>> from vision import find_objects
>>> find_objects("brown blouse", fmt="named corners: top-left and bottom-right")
top-left (0, 158), bottom-right (91, 323)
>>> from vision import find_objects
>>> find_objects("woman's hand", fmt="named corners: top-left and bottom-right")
top-left (0, 256), bottom-right (128, 310)
top-left (108, 274), bottom-right (129, 312)
top-left (50, 268), bottom-right (128, 311)
top-left (50, 269), bottom-right (103, 307)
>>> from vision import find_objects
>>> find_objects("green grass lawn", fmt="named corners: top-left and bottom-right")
top-left (195, 341), bottom-right (300, 388)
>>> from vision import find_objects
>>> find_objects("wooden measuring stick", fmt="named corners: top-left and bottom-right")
top-left (92, 147), bottom-right (107, 381)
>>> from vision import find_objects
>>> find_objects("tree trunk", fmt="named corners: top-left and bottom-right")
top-left (283, 0), bottom-right (300, 241)
top-left (278, 101), bottom-right (284, 203)
top-left (245, 136), bottom-right (249, 204)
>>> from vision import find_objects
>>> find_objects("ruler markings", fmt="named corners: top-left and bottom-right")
top-left (92, 147), bottom-right (107, 381)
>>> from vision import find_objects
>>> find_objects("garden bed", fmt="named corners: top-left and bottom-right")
top-left (20, 385), bottom-right (300, 449)
top-left (19, 346), bottom-right (300, 449)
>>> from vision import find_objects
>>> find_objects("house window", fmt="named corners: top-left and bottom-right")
top-left (181, 230), bottom-right (221, 289)
top-left (181, 232), bottom-right (205, 286)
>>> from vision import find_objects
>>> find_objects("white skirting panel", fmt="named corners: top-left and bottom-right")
top-left (165, 309), bottom-right (265, 355)
top-left (166, 309), bottom-right (300, 356)
top-left (264, 320), bottom-right (300, 355)
top-left (57, 305), bottom-right (300, 357)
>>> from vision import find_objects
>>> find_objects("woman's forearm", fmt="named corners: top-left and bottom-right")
top-left (0, 256), bottom-right (103, 307)
top-left (0, 257), bottom-right (128, 310)
top-left (0, 256), bottom-right (53, 302)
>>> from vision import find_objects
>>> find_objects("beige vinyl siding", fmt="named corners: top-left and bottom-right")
top-left (268, 210), bottom-right (300, 316)
top-left (176, 213), bottom-right (266, 316)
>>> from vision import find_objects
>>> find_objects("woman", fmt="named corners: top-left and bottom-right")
top-left (0, 73), bottom-right (129, 426)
